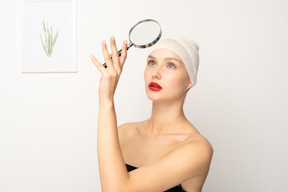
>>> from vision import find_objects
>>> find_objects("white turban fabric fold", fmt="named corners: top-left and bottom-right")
top-left (152, 35), bottom-right (200, 86)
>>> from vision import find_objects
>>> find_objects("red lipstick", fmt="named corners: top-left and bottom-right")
top-left (149, 82), bottom-right (162, 91)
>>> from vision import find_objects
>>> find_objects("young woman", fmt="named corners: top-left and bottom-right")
top-left (90, 35), bottom-right (213, 192)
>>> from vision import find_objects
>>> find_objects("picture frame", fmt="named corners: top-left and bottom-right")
top-left (22, 0), bottom-right (77, 73)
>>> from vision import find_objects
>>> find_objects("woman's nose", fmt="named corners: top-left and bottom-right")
top-left (152, 66), bottom-right (161, 79)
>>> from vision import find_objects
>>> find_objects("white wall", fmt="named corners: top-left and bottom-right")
top-left (1, 0), bottom-right (287, 191)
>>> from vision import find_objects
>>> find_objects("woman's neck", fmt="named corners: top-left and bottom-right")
top-left (148, 99), bottom-right (188, 136)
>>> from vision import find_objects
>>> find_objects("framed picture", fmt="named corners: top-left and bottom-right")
top-left (22, 0), bottom-right (77, 73)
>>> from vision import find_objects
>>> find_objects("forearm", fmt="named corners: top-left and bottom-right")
top-left (97, 99), bottom-right (129, 191)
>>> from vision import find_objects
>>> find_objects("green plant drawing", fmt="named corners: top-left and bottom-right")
top-left (40, 20), bottom-right (58, 57)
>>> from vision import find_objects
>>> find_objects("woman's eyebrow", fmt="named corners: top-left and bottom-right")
top-left (147, 55), bottom-right (156, 60)
top-left (147, 55), bottom-right (182, 64)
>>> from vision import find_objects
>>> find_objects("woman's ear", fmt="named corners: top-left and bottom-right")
top-left (186, 81), bottom-right (193, 91)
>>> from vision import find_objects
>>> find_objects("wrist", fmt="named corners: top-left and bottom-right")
top-left (99, 97), bottom-right (114, 107)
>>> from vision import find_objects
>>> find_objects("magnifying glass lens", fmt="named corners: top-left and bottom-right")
top-left (129, 20), bottom-right (161, 47)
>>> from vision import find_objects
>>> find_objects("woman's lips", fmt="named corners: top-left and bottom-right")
top-left (148, 82), bottom-right (162, 91)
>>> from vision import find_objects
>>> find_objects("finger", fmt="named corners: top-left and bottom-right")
top-left (102, 40), bottom-right (114, 70)
top-left (110, 36), bottom-right (121, 73)
top-left (90, 54), bottom-right (106, 74)
top-left (120, 40), bottom-right (128, 69)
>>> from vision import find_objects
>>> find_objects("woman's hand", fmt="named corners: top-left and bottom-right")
top-left (90, 36), bottom-right (127, 102)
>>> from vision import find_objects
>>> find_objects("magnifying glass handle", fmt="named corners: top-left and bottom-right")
top-left (103, 42), bottom-right (134, 68)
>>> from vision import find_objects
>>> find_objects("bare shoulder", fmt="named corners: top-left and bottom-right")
top-left (179, 121), bottom-right (213, 153)
top-left (185, 132), bottom-right (213, 153)
top-left (170, 131), bottom-right (214, 174)
top-left (179, 122), bottom-right (213, 154)
top-left (118, 120), bottom-right (146, 134)
top-left (166, 121), bottom-right (213, 166)
top-left (117, 120), bottom-right (147, 144)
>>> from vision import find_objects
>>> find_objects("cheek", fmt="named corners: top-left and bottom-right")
top-left (167, 73), bottom-right (190, 92)
top-left (144, 67), bottom-right (151, 82)
top-left (144, 69), bottom-right (148, 82)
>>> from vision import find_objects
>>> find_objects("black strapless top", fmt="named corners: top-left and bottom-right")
top-left (125, 164), bottom-right (186, 192)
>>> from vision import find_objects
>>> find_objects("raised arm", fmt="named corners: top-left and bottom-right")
top-left (90, 36), bottom-right (130, 191)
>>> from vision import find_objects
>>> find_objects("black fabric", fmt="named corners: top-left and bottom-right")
top-left (125, 164), bottom-right (186, 192)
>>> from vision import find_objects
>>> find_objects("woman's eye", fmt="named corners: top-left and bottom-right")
top-left (148, 61), bottom-right (156, 66)
top-left (168, 64), bottom-right (176, 69)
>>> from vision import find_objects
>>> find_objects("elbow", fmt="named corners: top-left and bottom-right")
top-left (100, 174), bottom-right (131, 192)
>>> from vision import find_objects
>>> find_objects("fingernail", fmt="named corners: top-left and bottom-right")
top-left (102, 40), bottom-right (106, 46)
top-left (111, 36), bottom-right (115, 42)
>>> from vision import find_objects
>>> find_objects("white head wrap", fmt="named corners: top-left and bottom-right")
top-left (151, 35), bottom-right (200, 86)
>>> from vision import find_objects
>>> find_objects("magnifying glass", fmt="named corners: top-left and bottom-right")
top-left (103, 19), bottom-right (162, 68)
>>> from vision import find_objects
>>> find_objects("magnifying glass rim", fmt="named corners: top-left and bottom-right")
top-left (128, 19), bottom-right (162, 49)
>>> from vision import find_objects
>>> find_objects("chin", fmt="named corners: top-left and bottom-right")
top-left (146, 91), bottom-right (174, 102)
top-left (147, 92), bottom-right (187, 104)
top-left (145, 89), bottom-right (163, 101)
top-left (146, 94), bottom-right (162, 101)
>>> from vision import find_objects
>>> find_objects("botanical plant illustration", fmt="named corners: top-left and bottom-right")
top-left (40, 20), bottom-right (58, 57)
